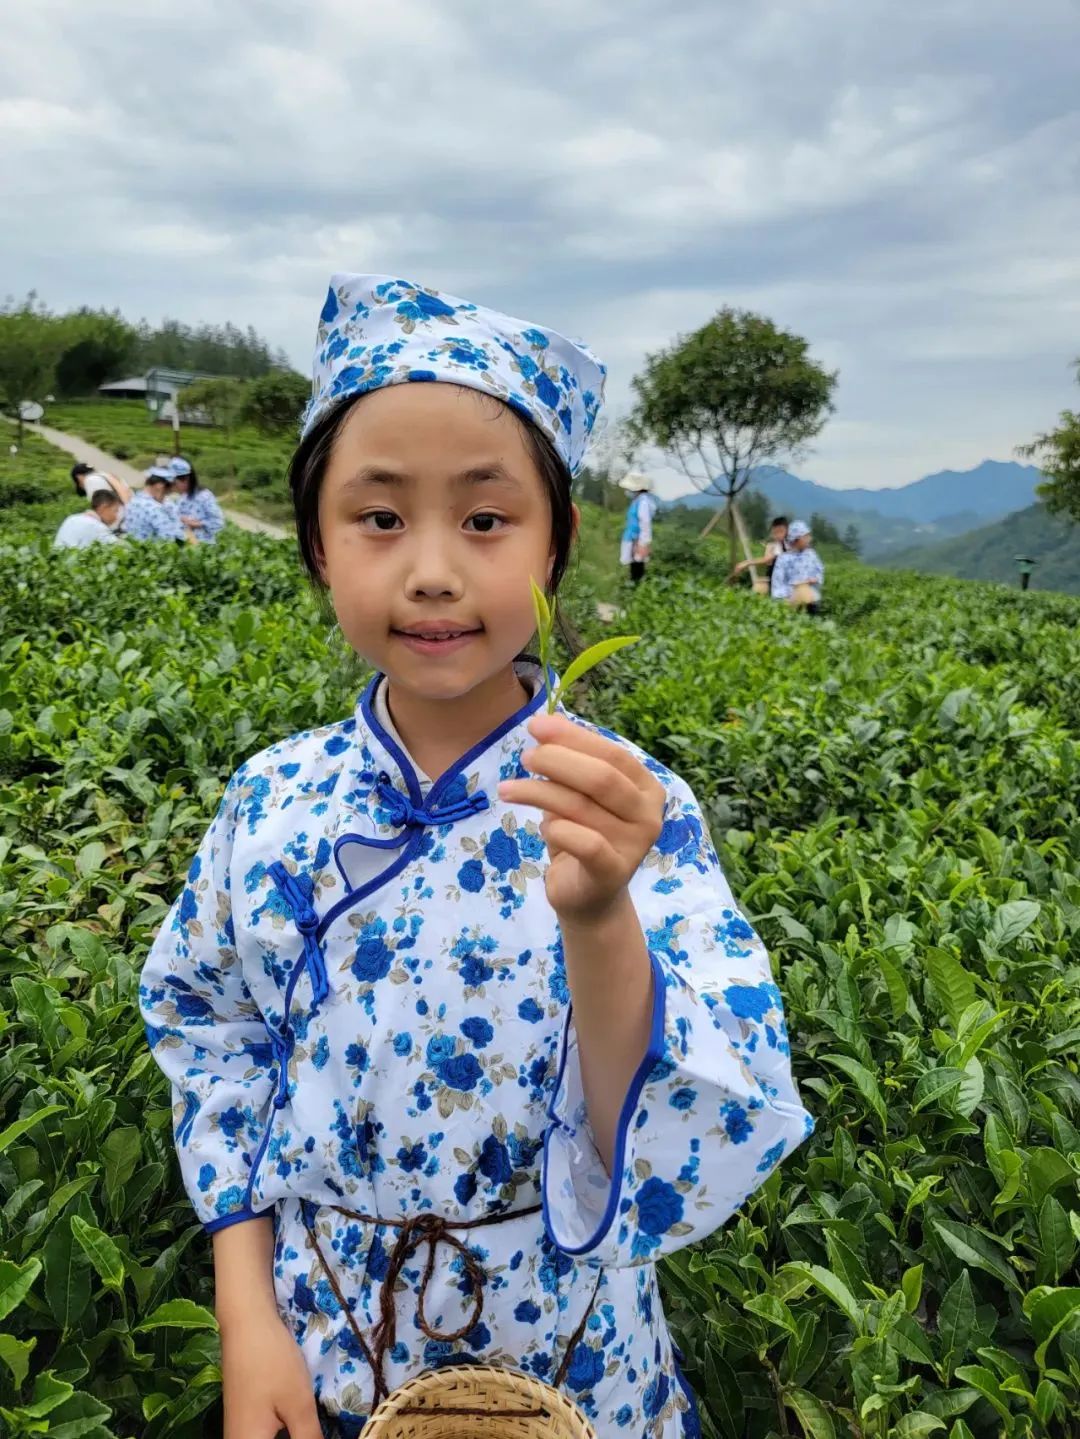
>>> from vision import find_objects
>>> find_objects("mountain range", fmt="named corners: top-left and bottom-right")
top-left (665, 459), bottom-right (1045, 558)
top-left (881, 503), bottom-right (1080, 596)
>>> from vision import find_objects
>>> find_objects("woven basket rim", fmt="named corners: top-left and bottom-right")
top-left (363, 1363), bottom-right (597, 1438)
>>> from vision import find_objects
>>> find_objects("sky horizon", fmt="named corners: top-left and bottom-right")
top-left (4, 1), bottom-right (1079, 501)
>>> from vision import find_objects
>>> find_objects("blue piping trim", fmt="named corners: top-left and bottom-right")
top-left (540, 950), bottom-right (667, 1257)
top-left (324, 670), bottom-right (548, 936)
top-left (268, 862), bottom-right (329, 1005)
top-left (672, 1352), bottom-right (704, 1439)
top-left (204, 1205), bottom-right (268, 1235)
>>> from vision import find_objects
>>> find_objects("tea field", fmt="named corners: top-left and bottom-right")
top-left (2, 448), bottom-right (1080, 1438)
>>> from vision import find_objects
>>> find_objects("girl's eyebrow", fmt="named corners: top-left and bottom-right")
top-left (342, 464), bottom-right (522, 491)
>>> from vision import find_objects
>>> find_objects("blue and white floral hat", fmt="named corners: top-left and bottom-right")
top-left (304, 274), bottom-right (607, 476)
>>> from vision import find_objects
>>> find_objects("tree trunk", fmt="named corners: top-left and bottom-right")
top-left (727, 498), bottom-right (738, 573)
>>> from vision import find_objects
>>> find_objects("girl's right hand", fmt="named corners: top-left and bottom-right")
top-left (220, 1308), bottom-right (323, 1439)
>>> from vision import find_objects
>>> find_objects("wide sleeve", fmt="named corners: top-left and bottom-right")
top-left (637, 497), bottom-right (654, 546)
top-left (138, 768), bottom-right (275, 1233)
top-left (156, 502), bottom-right (187, 543)
top-left (541, 773), bottom-right (812, 1268)
top-left (199, 490), bottom-right (226, 540)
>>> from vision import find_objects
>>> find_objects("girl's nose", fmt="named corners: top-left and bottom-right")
top-left (404, 533), bottom-right (465, 601)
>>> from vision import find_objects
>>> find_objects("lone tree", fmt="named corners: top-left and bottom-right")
top-left (629, 309), bottom-right (837, 570)
top-left (1018, 358), bottom-right (1080, 524)
top-left (0, 296), bottom-right (64, 439)
top-left (241, 369), bottom-right (311, 436)
top-left (182, 377), bottom-right (249, 481)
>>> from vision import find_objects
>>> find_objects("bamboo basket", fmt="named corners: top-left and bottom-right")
top-left (790, 582), bottom-right (819, 608)
top-left (752, 577), bottom-right (771, 596)
top-left (363, 1365), bottom-right (597, 1439)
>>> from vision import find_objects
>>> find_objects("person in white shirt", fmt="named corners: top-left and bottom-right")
top-left (53, 491), bottom-right (123, 549)
top-left (71, 462), bottom-right (133, 508)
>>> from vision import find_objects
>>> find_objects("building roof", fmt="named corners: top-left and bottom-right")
top-left (99, 377), bottom-right (151, 394)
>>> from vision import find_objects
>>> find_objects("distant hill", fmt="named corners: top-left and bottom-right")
top-left (664, 459), bottom-right (1045, 559)
top-left (880, 503), bottom-right (1080, 595)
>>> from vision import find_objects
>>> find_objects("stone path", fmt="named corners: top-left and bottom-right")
top-left (23, 421), bottom-right (288, 538)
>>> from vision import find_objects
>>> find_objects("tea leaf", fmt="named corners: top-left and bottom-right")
top-left (553, 634), bottom-right (640, 706)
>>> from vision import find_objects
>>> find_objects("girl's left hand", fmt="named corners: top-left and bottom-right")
top-left (497, 713), bottom-right (666, 923)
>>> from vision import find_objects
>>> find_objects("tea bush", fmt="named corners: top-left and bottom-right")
top-left (1, 497), bottom-right (1079, 1436)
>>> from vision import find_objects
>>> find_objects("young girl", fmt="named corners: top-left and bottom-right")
top-left (139, 275), bottom-right (811, 1439)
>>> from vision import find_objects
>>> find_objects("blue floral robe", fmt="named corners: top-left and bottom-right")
top-left (124, 490), bottom-right (186, 542)
top-left (176, 487), bottom-right (226, 542)
top-left (139, 665), bottom-right (811, 1436)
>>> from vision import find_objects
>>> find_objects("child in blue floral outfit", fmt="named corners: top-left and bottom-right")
top-left (139, 274), bottom-right (811, 1439)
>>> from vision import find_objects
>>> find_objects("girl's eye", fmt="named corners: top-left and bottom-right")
top-left (465, 513), bottom-right (506, 534)
top-left (360, 511), bottom-right (402, 531)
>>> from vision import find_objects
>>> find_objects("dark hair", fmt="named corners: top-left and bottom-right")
top-left (72, 462), bottom-right (93, 494)
top-left (90, 489), bottom-right (119, 513)
top-left (286, 388), bottom-right (578, 641)
top-left (770, 515), bottom-right (789, 529)
top-left (177, 461), bottom-right (200, 493)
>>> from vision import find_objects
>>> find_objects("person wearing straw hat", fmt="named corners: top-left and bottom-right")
top-left (140, 274), bottom-right (811, 1439)
top-left (770, 519), bottom-right (824, 612)
top-left (124, 465), bottom-right (188, 543)
top-left (617, 471), bottom-right (658, 584)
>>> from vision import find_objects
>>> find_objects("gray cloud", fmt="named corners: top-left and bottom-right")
top-left (2, 0), bottom-right (1079, 495)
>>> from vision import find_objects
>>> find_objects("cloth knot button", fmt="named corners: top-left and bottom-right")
top-left (295, 906), bottom-right (319, 934)
top-left (375, 777), bottom-right (490, 831)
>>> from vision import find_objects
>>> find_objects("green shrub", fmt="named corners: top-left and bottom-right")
top-left (2, 445), bottom-right (1080, 1436)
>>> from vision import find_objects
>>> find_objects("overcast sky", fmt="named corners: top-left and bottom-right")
top-left (3, 0), bottom-right (1079, 497)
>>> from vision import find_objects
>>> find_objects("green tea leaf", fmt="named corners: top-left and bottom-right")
top-left (553, 634), bottom-right (640, 707)
top-left (937, 1270), bottom-right (975, 1372)
top-left (1038, 1196), bottom-right (1075, 1284)
top-left (820, 1054), bottom-right (887, 1128)
top-left (783, 1262), bottom-right (865, 1333)
top-left (933, 1219), bottom-right (1020, 1293)
top-left (924, 948), bottom-right (976, 1028)
top-left (70, 1215), bottom-right (125, 1294)
top-left (0, 1256), bottom-right (42, 1322)
top-left (43, 1217), bottom-right (92, 1334)
top-left (783, 1387), bottom-right (836, 1439)
top-left (953, 1365), bottom-right (1012, 1423)
top-left (987, 899), bottom-right (1041, 948)
top-left (894, 1416), bottom-right (945, 1439)
top-left (912, 1067), bottom-right (965, 1113)
top-left (135, 1298), bottom-right (219, 1332)
top-left (901, 1263), bottom-right (924, 1314)
top-left (0, 1332), bottom-right (35, 1389)
top-left (0, 1102), bottom-right (65, 1154)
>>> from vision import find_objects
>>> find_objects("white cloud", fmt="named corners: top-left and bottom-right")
top-left (2, 0), bottom-right (1079, 492)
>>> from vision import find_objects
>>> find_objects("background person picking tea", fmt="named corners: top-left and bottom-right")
top-left (53, 488), bottom-right (123, 548)
top-left (139, 274), bottom-right (811, 1439)
top-left (770, 518), bottom-right (824, 612)
top-left (618, 469), bottom-right (658, 584)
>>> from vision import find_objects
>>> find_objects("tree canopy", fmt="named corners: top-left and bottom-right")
top-left (1019, 359), bottom-right (1080, 524)
top-left (628, 308), bottom-right (836, 567)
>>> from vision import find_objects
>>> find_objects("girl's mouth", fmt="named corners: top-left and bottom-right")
top-left (393, 626), bottom-right (483, 656)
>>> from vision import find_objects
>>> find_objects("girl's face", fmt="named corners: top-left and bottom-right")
top-left (317, 384), bottom-right (566, 703)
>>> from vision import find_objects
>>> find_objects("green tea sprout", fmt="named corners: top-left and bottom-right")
top-left (530, 577), bottom-right (639, 714)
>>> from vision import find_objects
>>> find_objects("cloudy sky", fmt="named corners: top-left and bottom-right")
top-left (3, 0), bottom-right (1079, 497)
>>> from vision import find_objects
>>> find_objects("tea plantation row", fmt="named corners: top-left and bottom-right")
top-left (1, 504), bottom-right (1079, 1436)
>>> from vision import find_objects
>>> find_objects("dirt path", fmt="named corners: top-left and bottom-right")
top-left (24, 421), bottom-right (288, 539)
